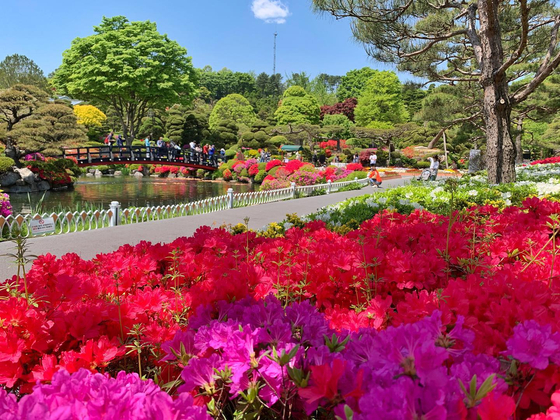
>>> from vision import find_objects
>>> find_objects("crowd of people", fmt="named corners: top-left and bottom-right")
top-left (101, 132), bottom-right (441, 181)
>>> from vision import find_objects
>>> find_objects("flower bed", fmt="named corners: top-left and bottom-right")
top-left (2, 163), bottom-right (560, 418)
top-left (0, 193), bottom-right (559, 417)
top-left (218, 158), bottom-right (365, 190)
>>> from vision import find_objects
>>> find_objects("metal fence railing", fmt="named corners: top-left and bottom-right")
top-left (0, 178), bottom-right (368, 240)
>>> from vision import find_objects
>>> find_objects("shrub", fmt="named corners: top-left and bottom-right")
top-left (0, 157), bottom-right (15, 173)
top-left (257, 162), bottom-right (266, 171)
top-left (417, 161), bottom-right (430, 169)
top-left (196, 169), bottom-right (205, 178)
top-left (265, 159), bottom-right (282, 172)
top-left (268, 166), bottom-right (280, 177)
top-left (254, 170), bottom-right (267, 183)
top-left (240, 168), bottom-right (249, 177)
top-left (225, 148), bottom-right (237, 160)
top-left (346, 163), bottom-right (364, 171)
top-left (248, 164), bottom-right (259, 177)
top-left (223, 169), bottom-right (232, 181)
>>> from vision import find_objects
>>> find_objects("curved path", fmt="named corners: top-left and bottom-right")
top-left (0, 177), bottom-right (411, 281)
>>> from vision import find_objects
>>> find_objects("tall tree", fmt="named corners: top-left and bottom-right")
top-left (209, 94), bottom-right (256, 130)
top-left (355, 71), bottom-right (409, 127)
top-left (313, 0), bottom-right (560, 184)
top-left (336, 67), bottom-right (378, 101)
top-left (52, 16), bottom-right (197, 145)
top-left (0, 54), bottom-right (48, 90)
top-left (275, 86), bottom-right (321, 126)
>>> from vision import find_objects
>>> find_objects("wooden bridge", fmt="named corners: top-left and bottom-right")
top-left (62, 146), bottom-right (220, 170)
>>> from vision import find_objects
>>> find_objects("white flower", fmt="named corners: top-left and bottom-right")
top-left (283, 222), bottom-right (293, 230)
top-left (405, 192), bottom-right (413, 199)
top-left (468, 190), bottom-right (478, 196)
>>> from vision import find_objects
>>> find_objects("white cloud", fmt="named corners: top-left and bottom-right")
top-left (251, 0), bottom-right (290, 24)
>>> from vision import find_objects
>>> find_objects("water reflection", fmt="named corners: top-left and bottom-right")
top-left (8, 176), bottom-right (255, 213)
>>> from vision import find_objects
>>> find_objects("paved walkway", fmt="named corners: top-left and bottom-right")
top-left (0, 177), bottom-right (411, 280)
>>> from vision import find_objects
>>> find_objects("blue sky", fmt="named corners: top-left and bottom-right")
top-left (0, 0), bottom-right (409, 81)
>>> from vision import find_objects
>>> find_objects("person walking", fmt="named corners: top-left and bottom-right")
top-left (428, 155), bottom-right (440, 181)
top-left (367, 165), bottom-right (383, 188)
top-left (369, 152), bottom-right (377, 167)
top-left (169, 140), bottom-right (177, 160)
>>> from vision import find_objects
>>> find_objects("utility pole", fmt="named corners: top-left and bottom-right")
top-left (273, 32), bottom-right (277, 75)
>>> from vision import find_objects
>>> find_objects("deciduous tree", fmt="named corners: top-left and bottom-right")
top-left (209, 94), bottom-right (256, 130)
top-left (73, 104), bottom-right (106, 127)
top-left (52, 16), bottom-right (197, 145)
top-left (275, 86), bottom-right (321, 126)
top-left (355, 71), bottom-right (408, 127)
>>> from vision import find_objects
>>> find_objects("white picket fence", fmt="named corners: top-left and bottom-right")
top-left (0, 178), bottom-right (368, 239)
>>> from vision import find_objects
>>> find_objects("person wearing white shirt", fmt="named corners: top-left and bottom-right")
top-left (428, 156), bottom-right (440, 180)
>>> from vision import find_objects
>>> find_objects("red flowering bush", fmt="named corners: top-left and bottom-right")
top-left (222, 169), bottom-right (232, 181)
top-left (531, 156), bottom-right (560, 165)
top-left (265, 159), bottom-right (282, 171)
top-left (1, 198), bottom-right (560, 418)
top-left (319, 139), bottom-right (347, 150)
top-left (346, 162), bottom-right (364, 171)
top-left (248, 164), bottom-right (259, 177)
top-left (284, 159), bottom-right (306, 174)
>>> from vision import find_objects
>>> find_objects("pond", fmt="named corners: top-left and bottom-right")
top-left (7, 176), bottom-right (255, 214)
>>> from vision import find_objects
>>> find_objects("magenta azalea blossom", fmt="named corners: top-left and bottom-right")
top-left (506, 320), bottom-right (560, 370)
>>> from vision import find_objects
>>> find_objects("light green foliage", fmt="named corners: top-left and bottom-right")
top-left (336, 67), bottom-right (378, 101)
top-left (0, 157), bottom-right (15, 173)
top-left (52, 16), bottom-right (197, 143)
top-left (274, 86), bottom-right (321, 126)
top-left (0, 54), bottom-right (48, 90)
top-left (322, 114), bottom-right (354, 139)
top-left (209, 94), bottom-right (256, 130)
top-left (198, 66), bottom-right (256, 101)
top-left (355, 71), bottom-right (409, 127)
top-left (10, 103), bottom-right (87, 156)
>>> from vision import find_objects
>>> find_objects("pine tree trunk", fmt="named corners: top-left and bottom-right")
top-left (478, 0), bottom-right (516, 184)
top-left (482, 82), bottom-right (516, 184)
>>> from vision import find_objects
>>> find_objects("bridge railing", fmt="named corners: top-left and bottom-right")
top-left (0, 178), bottom-right (368, 240)
top-left (62, 146), bottom-right (220, 168)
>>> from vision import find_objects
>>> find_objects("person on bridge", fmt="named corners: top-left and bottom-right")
top-left (208, 145), bottom-right (215, 165)
top-left (116, 135), bottom-right (124, 158)
top-left (156, 137), bottom-right (165, 158)
top-left (144, 136), bottom-right (152, 159)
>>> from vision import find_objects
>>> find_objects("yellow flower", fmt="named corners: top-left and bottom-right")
top-left (74, 105), bottom-right (107, 127)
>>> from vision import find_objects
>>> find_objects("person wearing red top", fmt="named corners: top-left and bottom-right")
top-left (367, 165), bottom-right (382, 188)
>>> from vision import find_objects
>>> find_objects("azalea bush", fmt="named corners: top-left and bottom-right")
top-left (531, 156), bottom-right (560, 165)
top-left (1, 193), bottom-right (560, 418)
top-left (0, 191), bottom-right (12, 217)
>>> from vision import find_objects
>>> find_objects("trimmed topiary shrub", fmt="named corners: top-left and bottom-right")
top-left (254, 170), bottom-right (267, 183)
top-left (0, 157), bottom-right (15, 173)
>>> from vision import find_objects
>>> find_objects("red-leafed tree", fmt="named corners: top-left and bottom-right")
top-left (320, 98), bottom-right (357, 122)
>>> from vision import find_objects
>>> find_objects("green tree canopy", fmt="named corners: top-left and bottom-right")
top-left (274, 86), bottom-right (321, 126)
top-left (52, 16), bottom-right (197, 145)
top-left (336, 67), bottom-right (378, 102)
top-left (355, 71), bottom-right (408, 127)
top-left (322, 113), bottom-right (354, 139)
top-left (10, 103), bottom-right (87, 158)
top-left (0, 84), bottom-right (48, 132)
top-left (165, 106), bottom-right (187, 144)
top-left (0, 54), bottom-right (48, 91)
top-left (313, 0), bottom-right (560, 184)
top-left (209, 94), bottom-right (256, 130)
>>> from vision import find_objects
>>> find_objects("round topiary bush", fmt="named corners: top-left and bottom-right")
top-left (254, 170), bottom-right (267, 183)
top-left (0, 157), bottom-right (15, 173)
